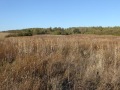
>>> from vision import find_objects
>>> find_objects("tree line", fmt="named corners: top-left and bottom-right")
top-left (4, 26), bottom-right (120, 37)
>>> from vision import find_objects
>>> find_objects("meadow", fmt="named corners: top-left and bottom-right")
top-left (0, 34), bottom-right (120, 90)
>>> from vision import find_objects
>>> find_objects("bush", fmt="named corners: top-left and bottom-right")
top-left (5, 33), bottom-right (17, 37)
top-left (73, 28), bottom-right (81, 34)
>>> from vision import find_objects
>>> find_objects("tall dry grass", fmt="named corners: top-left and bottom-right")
top-left (0, 34), bottom-right (120, 90)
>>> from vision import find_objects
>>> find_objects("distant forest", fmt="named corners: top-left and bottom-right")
top-left (4, 26), bottom-right (120, 37)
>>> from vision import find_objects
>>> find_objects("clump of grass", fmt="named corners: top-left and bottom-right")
top-left (0, 35), bottom-right (120, 90)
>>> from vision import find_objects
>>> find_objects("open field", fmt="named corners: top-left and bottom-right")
top-left (0, 34), bottom-right (120, 90)
top-left (0, 33), bottom-right (10, 40)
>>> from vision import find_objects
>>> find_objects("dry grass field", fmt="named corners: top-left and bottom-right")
top-left (0, 34), bottom-right (120, 90)
top-left (0, 33), bottom-right (10, 40)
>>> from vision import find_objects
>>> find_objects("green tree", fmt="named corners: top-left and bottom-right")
top-left (73, 28), bottom-right (81, 34)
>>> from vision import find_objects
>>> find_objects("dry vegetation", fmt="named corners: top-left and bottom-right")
top-left (0, 34), bottom-right (120, 90)
top-left (0, 33), bottom-right (10, 40)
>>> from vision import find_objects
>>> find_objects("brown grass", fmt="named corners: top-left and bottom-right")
top-left (0, 33), bottom-right (10, 40)
top-left (0, 34), bottom-right (120, 90)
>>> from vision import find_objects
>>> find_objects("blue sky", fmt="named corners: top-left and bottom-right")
top-left (0, 0), bottom-right (120, 30)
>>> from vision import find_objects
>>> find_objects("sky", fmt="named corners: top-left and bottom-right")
top-left (0, 0), bottom-right (120, 31)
